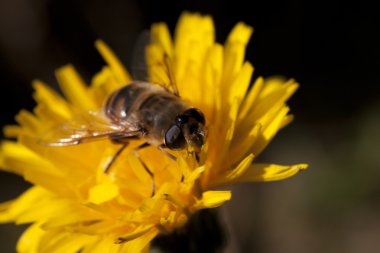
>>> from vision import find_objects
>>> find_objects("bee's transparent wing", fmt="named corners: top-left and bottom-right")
top-left (132, 30), bottom-right (151, 82)
top-left (132, 30), bottom-right (180, 96)
top-left (39, 112), bottom-right (139, 146)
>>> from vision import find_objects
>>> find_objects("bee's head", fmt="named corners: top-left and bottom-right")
top-left (164, 108), bottom-right (206, 153)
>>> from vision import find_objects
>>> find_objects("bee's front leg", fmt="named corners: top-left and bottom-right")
top-left (133, 142), bottom-right (156, 197)
top-left (103, 143), bottom-right (128, 174)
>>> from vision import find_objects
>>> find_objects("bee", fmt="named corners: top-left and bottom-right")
top-left (41, 35), bottom-right (206, 195)
top-left (104, 81), bottom-right (205, 153)
top-left (43, 79), bottom-right (206, 156)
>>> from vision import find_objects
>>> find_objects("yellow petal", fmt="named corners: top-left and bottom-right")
top-left (115, 226), bottom-right (155, 244)
top-left (198, 44), bottom-right (223, 121)
top-left (280, 114), bottom-right (294, 129)
top-left (3, 125), bottom-right (22, 138)
top-left (228, 61), bottom-right (254, 105)
top-left (145, 44), bottom-right (171, 85)
top-left (0, 141), bottom-right (58, 176)
top-left (2, 186), bottom-right (53, 223)
top-left (81, 236), bottom-right (122, 253)
top-left (15, 110), bottom-right (42, 134)
top-left (229, 124), bottom-right (261, 165)
top-left (151, 23), bottom-right (173, 57)
top-left (17, 223), bottom-right (45, 253)
top-left (196, 191), bottom-right (232, 209)
top-left (222, 22), bottom-right (253, 95)
top-left (33, 104), bottom-right (67, 127)
top-left (121, 228), bottom-right (158, 253)
top-left (251, 80), bottom-right (298, 124)
top-left (23, 169), bottom-right (74, 200)
top-left (39, 232), bottom-right (95, 253)
top-left (259, 76), bottom-right (290, 97)
top-left (41, 210), bottom-right (104, 230)
top-left (15, 199), bottom-right (77, 224)
top-left (90, 66), bottom-right (123, 103)
top-left (226, 22), bottom-right (254, 45)
top-left (251, 106), bottom-right (290, 156)
top-left (1, 140), bottom-right (78, 197)
top-left (72, 219), bottom-right (128, 236)
top-left (207, 97), bottom-right (240, 180)
top-left (237, 76), bottom-right (264, 123)
top-left (88, 180), bottom-right (119, 204)
top-left (0, 200), bottom-right (13, 223)
top-left (55, 65), bottom-right (97, 111)
top-left (19, 134), bottom-right (99, 177)
top-left (95, 40), bottom-right (132, 84)
top-left (185, 165), bottom-right (205, 184)
top-left (237, 163), bottom-right (308, 182)
top-left (32, 80), bottom-right (72, 120)
top-left (210, 154), bottom-right (255, 188)
top-left (174, 12), bottom-right (214, 83)
top-left (237, 80), bottom-right (298, 141)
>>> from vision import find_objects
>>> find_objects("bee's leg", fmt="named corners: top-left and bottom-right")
top-left (195, 152), bottom-right (200, 163)
top-left (158, 145), bottom-right (177, 161)
top-left (105, 129), bottom-right (144, 174)
top-left (104, 143), bottom-right (128, 174)
top-left (134, 142), bottom-right (155, 197)
top-left (158, 145), bottom-right (185, 182)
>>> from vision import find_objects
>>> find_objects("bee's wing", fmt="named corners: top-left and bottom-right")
top-left (132, 30), bottom-right (150, 82)
top-left (39, 112), bottom-right (140, 146)
top-left (132, 31), bottom-right (180, 96)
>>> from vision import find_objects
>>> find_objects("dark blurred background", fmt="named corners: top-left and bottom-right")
top-left (1, 0), bottom-right (379, 252)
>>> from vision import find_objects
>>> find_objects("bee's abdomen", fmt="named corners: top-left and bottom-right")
top-left (104, 82), bottom-right (147, 121)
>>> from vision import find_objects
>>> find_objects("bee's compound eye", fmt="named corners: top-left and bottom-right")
top-left (165, 125), bottom-right (186, 150)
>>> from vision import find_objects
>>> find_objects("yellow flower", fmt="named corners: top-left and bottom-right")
top-left (0, 12), bottom-right (307, 252)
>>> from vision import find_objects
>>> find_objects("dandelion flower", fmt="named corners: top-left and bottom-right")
top-left (0, 12), bottom-right (308, 252)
